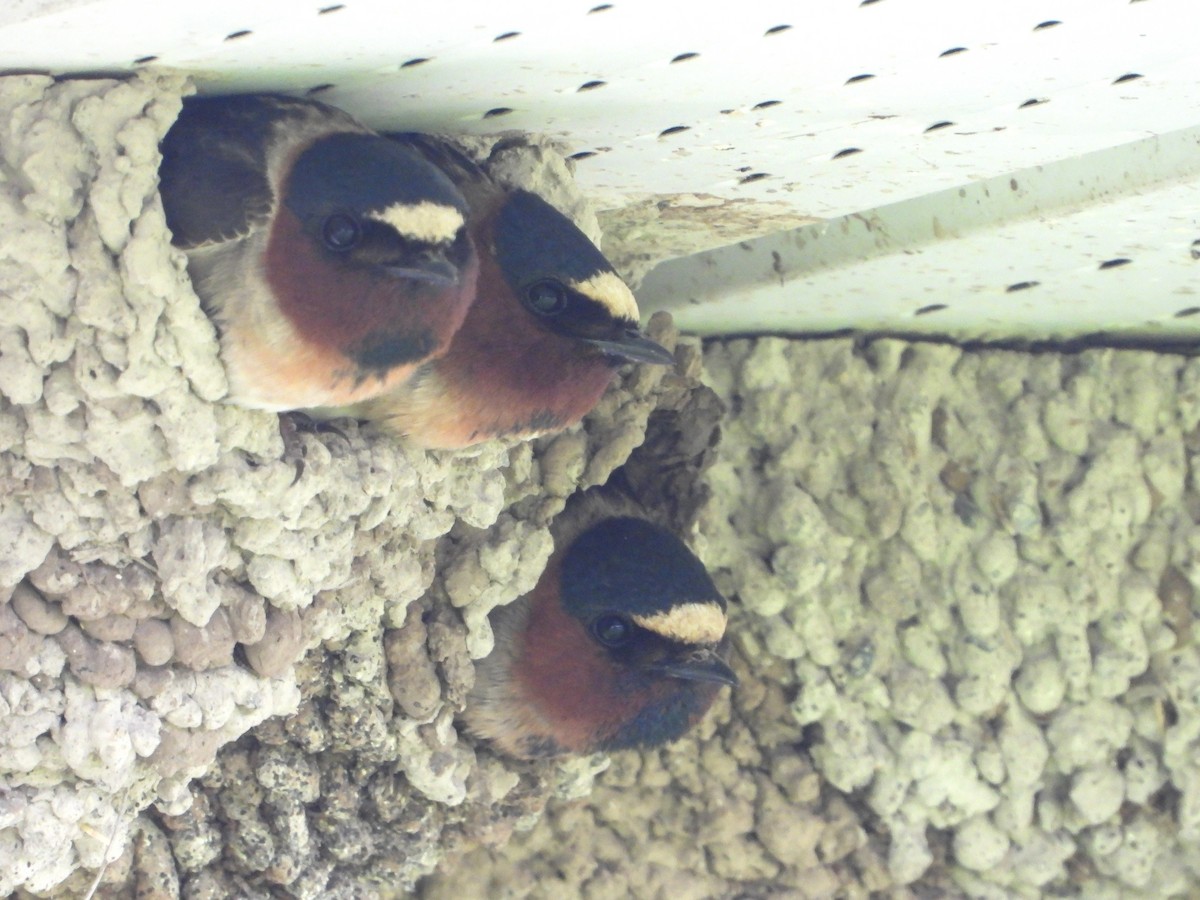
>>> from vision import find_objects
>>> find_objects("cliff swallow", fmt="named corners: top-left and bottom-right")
top-left (158, 94), bottom-right (477, 411)
top-left (465, 489), bottom-right (736, 758)
top-left (336, 135), bottom-right (674, 448)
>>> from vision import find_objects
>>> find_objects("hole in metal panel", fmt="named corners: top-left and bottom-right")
top-left (224, 29), bottom-right (252, 41)
top-left (483, 107), bottom-right (514, 118)
top-left (1113, 72), bottom-right (1143, 83)
top-left (1019, 97), bottom-right (1048, 108)
top-left (832, 147), bottom-right (862, 159)
top-left (401, 57), bottom-right (431, 68)
top-left (739, 172), bottom-right (770, 184)
top-left (318, 4), bottom-right (344, 13)
top-left (306, 84), bottom-right (335, 95)
top-left (659, 125), bottom-right (690, 137)
top-left (578, 80), bottom-right (607, 91)
top-left (133, 55), bottom-right (158, 65)
top-left (1099, 257), bottom-right (1132, 269)
top-left (845, 73), bottom-right (876, 84)
top-left (1006, 281), bottom-right (1040, 292)
top-left (939, 47), bottom-right (968, 57)
top-left (568, 151), bottom-right (598, 161)
top-left (753, 100), bottom-right (782, 110)
top-left (1033, 19), bottom-right (1062, 30)
top-left (1175, 307), bottom-right (1200, 318)
top-left (671, 52), bottom-right (699, 63)
top-left (924, 121), bottom-right (954, 132)
top-left (915, 304), bottom-right (948, 316)
top-left (764, 24), bottom-right (792, 35)
top-left (494, 31), bottom-right (520, 41)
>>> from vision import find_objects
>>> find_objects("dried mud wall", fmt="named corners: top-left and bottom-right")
top-left (0, 74), bottom-right (706, 897)
top-left (3, 73), bottom-right (1198, 900)
top-left (427, 339), bottom-right (1200, 899)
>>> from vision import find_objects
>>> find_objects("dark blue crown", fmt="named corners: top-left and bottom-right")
top-left (287, 132), bottom-right (466, 221)
top-left (559, 517), bottom-right (725, 621)
top-left (493, 190), bottom-right (613, 288)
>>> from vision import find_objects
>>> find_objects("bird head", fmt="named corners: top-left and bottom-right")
top-left (285, 132), bottom-right (472, 284)
top-left (276, 132), bottom-right (478, 372)
top-left (469, 515), bottom-right (736, 758)
top-left (491, 190), bottom-right (674, 368)
top-left (558, 516), bottom-right (737, 751)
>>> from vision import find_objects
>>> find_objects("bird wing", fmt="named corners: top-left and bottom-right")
top-left (550, 482), bottom-right (652, 550)
top-left (385, 132), bottom-right (499, 210)
top-left (158, 95), bottom-right (291, 250)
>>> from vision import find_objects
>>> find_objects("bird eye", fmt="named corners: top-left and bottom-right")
top-left (322, 213), bottom-right (361, 251)
top-left (525, 279), bottom-right (568, 316)
top-left (592, 614), bottom-right (632, 647)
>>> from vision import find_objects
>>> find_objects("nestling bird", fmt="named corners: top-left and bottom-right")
top-left (465, 489), bottom-right (736, 758)
top-left (158, 94), bottom-right (478, 411)
top-left (334, 135), bottom-right (675, 448)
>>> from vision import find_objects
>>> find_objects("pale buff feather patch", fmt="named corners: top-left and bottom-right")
top-left (369, 201), bottom-right (464, 244)
top-left (569, 270), bottom-right (640, 322)
top-left (632, 602), bottom-right (727, 646)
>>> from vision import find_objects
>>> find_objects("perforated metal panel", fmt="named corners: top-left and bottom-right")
top-left (3, 0), bottom-right (1199, 339)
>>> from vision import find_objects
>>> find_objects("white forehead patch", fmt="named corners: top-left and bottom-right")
top-left (369, 201), bottom-right (464, 244)
top-left (632, 602), bottom-right (727, 646)
top-left (570, 270), bottom-right (640, 322)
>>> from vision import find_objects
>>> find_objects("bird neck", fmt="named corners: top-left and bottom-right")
top-left (596, 675), bottom-right (719, 753)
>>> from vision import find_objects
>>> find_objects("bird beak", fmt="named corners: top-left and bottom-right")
top-left (583, 328), bottom-right (675, 366)
top-left (649, 648), bottom-right (738, 687)
top-left (385, 254), bottom-right (459, 287)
